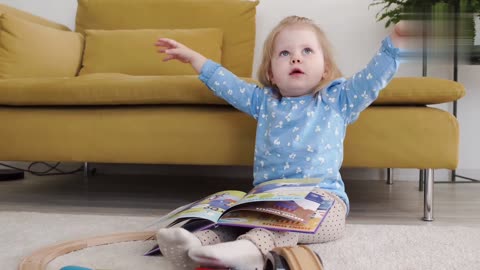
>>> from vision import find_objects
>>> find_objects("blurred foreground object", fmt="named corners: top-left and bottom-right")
top-left (371, 0), bottom-right (480, 64)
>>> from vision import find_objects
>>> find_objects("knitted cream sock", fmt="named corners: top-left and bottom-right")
top-left (156, 228), bottom-right (202, 269)
top-left (188, 239), bottom-right (264, 270)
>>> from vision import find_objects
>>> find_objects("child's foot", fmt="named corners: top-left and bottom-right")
top-left (156, 228), bottom-right (202, 269)
top-left (188, 239), bottom-right (264, 270)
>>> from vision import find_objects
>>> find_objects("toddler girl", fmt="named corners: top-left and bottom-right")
top-left (155, 15), bottom-right (401, 270)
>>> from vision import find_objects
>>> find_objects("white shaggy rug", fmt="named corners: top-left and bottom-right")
top-left (3, 211), bottom-right (479, 270)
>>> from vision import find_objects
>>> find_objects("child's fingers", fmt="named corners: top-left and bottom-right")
top-left (154, 42), bottom-right (172, 49)
top-left (156, 48), bottom-right (176, 55)
top-left (154, 41), bottom-right (171, 49)
top-left (157, 46), bottom-right (189, 63)
top-left (155, 38), bottom-right (179, 48)
top-left (162, 49), bottom-right (186, 61)
top-left (164, 48), bottom-right (185, 57)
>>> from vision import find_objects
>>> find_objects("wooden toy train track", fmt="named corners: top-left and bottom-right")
top-left (19, 231), bottom-right (324, 270)
top-left (18, 231), bottom-right (156, 270)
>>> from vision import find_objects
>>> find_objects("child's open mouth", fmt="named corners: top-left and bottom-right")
top-left (289, 68), bottom-right (304, 76)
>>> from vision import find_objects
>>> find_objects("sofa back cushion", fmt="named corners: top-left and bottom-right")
top-left (0, 4), bottom-right (70, 31)
top-left (0, 14), bottom-right (84, 79)
top-left (76, 0), bottom-right (258, 77)
top-left (80, 28), bottom-right (223, 76)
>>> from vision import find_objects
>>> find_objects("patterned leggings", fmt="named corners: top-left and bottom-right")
top-left (193, 189), bottom-right (347, 256)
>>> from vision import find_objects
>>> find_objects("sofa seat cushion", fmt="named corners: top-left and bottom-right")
top-left (0, 75), bottom-right (464, 106)
top-left (374, 77), bottom-right (465, 105)
top-left (344, 106), bottom-right (459, 169)
top-left (0, 106), bottom-right (457, 168)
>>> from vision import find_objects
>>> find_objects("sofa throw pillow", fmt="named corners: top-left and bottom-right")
top-left (79, 28), bottom-right (223, 76)
top-left (0, 14), bottom-right (84, 79)
top-left (0, 4), bottom-right (70, 31)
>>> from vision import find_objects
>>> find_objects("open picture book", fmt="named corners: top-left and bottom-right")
top-left (144, 178), bottom-right (335, 255)
top-left (150, 179), bottom-right (334, 231)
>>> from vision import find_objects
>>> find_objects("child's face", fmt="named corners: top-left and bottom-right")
top-left (270, 25), bottom-right (325, 97)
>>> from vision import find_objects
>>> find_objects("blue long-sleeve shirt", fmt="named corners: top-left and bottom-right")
top-left (199, 37), bottom-right (400, 212)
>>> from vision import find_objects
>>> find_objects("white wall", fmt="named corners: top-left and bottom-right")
top-left (0, 0), bottom-right (77, 30)
top-left (1, 0), bottom-right (478, 180)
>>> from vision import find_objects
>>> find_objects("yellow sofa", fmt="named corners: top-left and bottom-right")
top-left (0, 0), bottom-right (465, 220)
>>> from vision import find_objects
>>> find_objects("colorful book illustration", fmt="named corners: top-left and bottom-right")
top-left (149, 179), bottom-right (334, 234)
top-left (144, 179), bottom-right (335, 256)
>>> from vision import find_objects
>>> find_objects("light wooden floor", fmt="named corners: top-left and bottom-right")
top-left (1, 170), bottom-right (479, 226)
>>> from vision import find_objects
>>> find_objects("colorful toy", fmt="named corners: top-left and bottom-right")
top-left (195, 268), bottom-right (231, 270)
top-left (60, 266), bottom-right (109, 270)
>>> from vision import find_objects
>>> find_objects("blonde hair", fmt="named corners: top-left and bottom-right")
top-left (257, 16), bottom-right (342, 96)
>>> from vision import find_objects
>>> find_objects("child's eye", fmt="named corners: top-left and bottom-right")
top-left (303, 48), bottom-right (313, 54)
top-left (279, 50), bottom-right (289, 57)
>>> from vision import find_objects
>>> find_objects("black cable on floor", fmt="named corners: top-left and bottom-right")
top-left (0, 162), bottom-right (84, 176)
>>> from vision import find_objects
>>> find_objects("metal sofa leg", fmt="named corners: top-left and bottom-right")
top-left (84, 162), bottom-right (89, 178)
top-left (386, 168), bottom-right (393, 185)
top-left (423, 168), bottom-right (434, 221)
top-left (83, 162), bottom-right (97, 178)
top-left (419, 169), bottom-right (425, 191)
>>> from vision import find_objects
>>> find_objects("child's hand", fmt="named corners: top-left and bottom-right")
top-left (155, 38), bottom-right (194, 63)
top-left (390, 29), bottom-right (403, 49)
top-left (390, 23), bottom-right (426, 60)
top-left (390, 20), bottom-right (421, 49)
top-left (155, 38), bottom-right (207, 74)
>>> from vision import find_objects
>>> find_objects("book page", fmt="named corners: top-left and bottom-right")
top-left (227, 199), bottom-right (319, 223)
top-left (222, 179), bottom-right (321, 222)
top-left (217, 198), bottom-right (335, 233)
top-left (235, 178), bottom-right (319, 205)
top-left (166, 190), bottom-right (246, 223)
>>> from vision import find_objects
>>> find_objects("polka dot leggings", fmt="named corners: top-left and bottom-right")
top-left (193, 189), bottom-right (347, 256)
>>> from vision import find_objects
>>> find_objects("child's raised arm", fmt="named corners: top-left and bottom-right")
top-left (320, 36), bottom-right (401, 124)
top-left (155, 38), bottom-right (266, 119)
top-left (155, 38), bottom-right (207, 73)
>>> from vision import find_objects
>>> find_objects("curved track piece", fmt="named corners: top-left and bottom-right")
top-left (265, 245), bottom-right (324, 270)
top-left (19, 231), bottom-right (155, 270)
